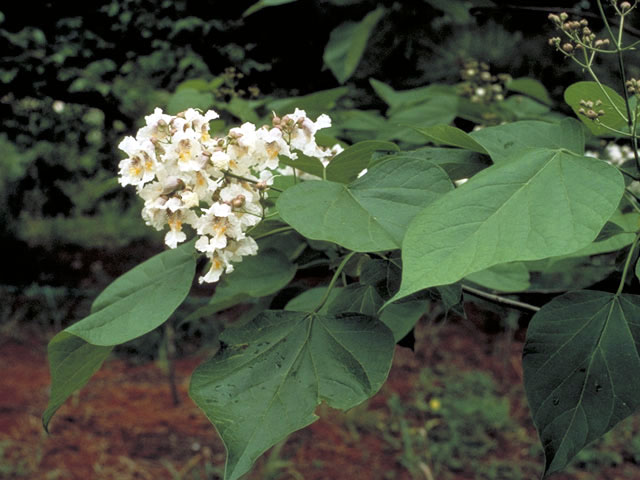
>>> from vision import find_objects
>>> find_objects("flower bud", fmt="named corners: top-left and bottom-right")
top-left (548, 13), bottom-right (560, 23)
top-left (162, 176), bottom-right (185, 195)
top-left (562, 43), bottom-right (574, 53)
top-left (231, 195), bottom-right (246, 208)
top-left (620, 2), bottom-right (632, 13)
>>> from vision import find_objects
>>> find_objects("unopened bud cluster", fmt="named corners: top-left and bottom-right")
top-left (118, 107), bottom-right (335, 283)
top-left (615, 1), bottom-right (636, 15)
top-left (548, 13), bottom-right (610, 55)
top-left (626, 77), bottom-right (640, 95)
top-left (578, 99), bottom-right (605, 120)
top-left (458, 60), bottom-right (511, 105)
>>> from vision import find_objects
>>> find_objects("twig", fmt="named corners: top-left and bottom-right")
top-left (462, 284), bottom-right (541, 313)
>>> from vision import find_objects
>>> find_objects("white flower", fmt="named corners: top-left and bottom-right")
top-left (285, 109), bottom-right (333, 159)
top-left (118, 136), bottom-right (157, 187)
top-left (119, 106), bottom-right (335, 283)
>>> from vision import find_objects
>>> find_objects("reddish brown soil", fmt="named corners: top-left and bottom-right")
top-left (1, 315), bottom-right (639, 480)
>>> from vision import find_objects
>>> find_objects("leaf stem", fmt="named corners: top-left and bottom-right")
top-left (461, 284), bottom-right (540, 313)
top-left (616, 233), bottom-right (640, 295)
top-left (251, 226), bottom-right (294, 240)
top-left (315, 251), bottom-right (356, 313)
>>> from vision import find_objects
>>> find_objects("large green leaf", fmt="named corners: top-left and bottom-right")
top-left (285, 286), bottom-right (343, 314)
top-left (66, 242), bottom-right (196, 345)
top-left (413, 125), bottom-right (489, 154)
top-left (323, 7), bottom-right (386, 84)
top-left (394, 148), bottom-right (624, 301)
top-left (387, 96), bottom-right (458, 143)
top-left (507, 77), bottom-right (553, 105)
top-left (564, 81), bottom-right (629, 136)
top-left (523, 291), bottom-right (640, 477)
top-left (369, 79), bottom-right (453, 112)
top-left (43, 332), bottom-right (112, 431)
top-left (373, 148), bottom-right (491, 180)
top-left (189, 310), bottom-right (394, 480)
top-left (277, 157), bottom-right (453, 252)
top-left (41, 243), bottom-right (194, 430)
top-left (469, 118), bottom-right (585, 163)
top-left (325, 140), bottom-right (399, 183)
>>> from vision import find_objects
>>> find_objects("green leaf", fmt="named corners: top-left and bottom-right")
top-left (369, 79), bottom-right (454, 112)
top-left (267, 87), bottom-right (348, 118)
top-left (465, 262), bottom-right (530, 292)
top-left (277, 157), bottom-right (453, 252)
top-left (380, 300), bottom-right (427, 341)
top-left (523, 291), bottom-right (640, 477)
top-left (564, 81), bottom-right (628, 136)
top-left (166, 88), bottom-right (214, 115)
top-left (374, 148), bottom-right (491, 180)
top-left (189, 310), bottom-right (394, 480)
top-left (43, 332), bottom-right (112, 431)
top-left (278, 153), bottom-right (325, 178)
top-left (561, 210), bottom-right (639, 258)
top-left (388, 96), bottom-right (458, 139)
top-left (202, 249), bottom-right (297, 316)
top-left (413, 125), bottom-right (489, 154)
top-left (394, 149), bottom-right (624, 302)
top-left (498, 95), bottom-right (555, 121)
top-left (243, 0), bottom-right (299, 17)
top-left (323, 7), bottom-right (386, 84)
top-left (469, 118), bottom-right (585, 163)
top-left (507, 77), bottom-right (553, 105)
top-left (327, 284), bottom-right (383, 316)
top-left (325, 140), bottom-right (399, 183)
top-left (595, 221), bottom-right (625, 242)
top-left (525, 255), bottom-right (617, 294)
top-left (285, 286), bottom-right (343, 314)
top-left (66, 242), bottom-right (196, 345)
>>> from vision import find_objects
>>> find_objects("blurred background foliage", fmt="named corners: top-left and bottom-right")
top-left (2, 0), bottom-right (638, 297)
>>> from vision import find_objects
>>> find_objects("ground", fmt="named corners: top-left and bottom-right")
top-left (2, 307), bottom-right (640, 480)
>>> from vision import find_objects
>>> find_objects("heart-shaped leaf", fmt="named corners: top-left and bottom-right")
top-left (277, 157), bottom-right (453, 252)
top-left (189, 310), bottom-right (394, 480)
top-left (394, 148), bottom-right (624, 301)
top-left (523, 291), bottom-right (640, 476)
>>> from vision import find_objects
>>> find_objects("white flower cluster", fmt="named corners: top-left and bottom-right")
top-left (118, 107), bottom-right (333, 283)
top-left (585, 142), bottom-right (635, 166)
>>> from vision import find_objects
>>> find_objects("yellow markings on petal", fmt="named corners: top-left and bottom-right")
top-left (213, 258), bottom-right (222, 269)
top-left (168, 216), bottom-right (183, 232)
top-left (266, 143), bottom-right (280, 159)
top-left (213, 222), bottom-right (227, 234)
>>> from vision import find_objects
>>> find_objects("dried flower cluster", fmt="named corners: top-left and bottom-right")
top-left (458, 60), bottom-right (511, 105)
top-left (547, 12), bottom-right (611, 55)
top-left (118, 107), bottom-right (335, 283)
